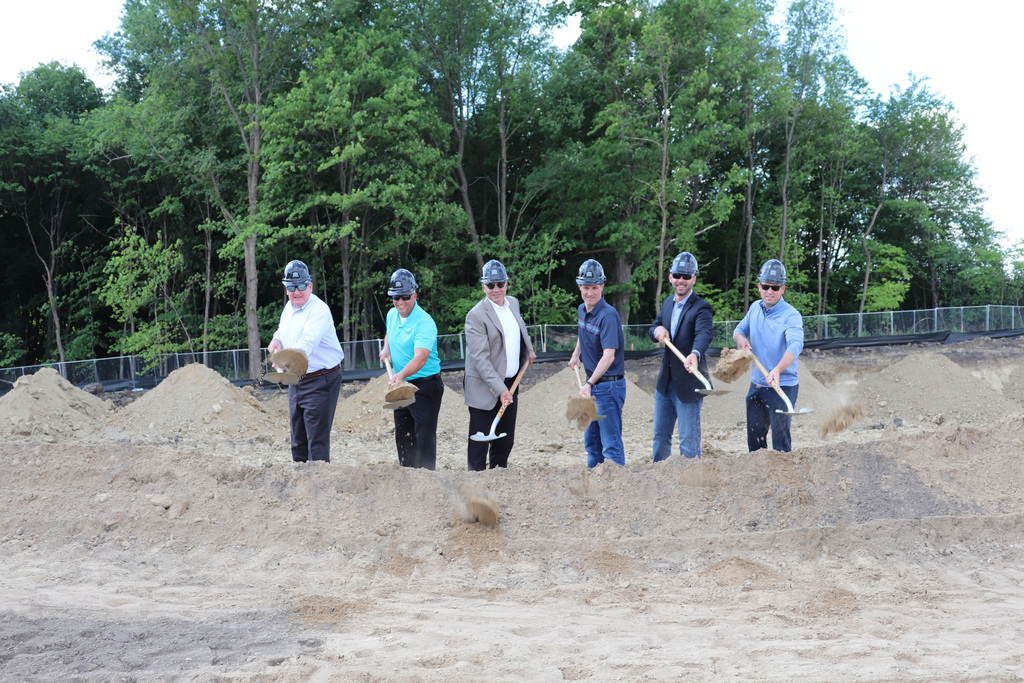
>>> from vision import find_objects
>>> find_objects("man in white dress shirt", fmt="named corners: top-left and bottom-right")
top-left (463, 260), bottom-right (536, 470)
top-left (267, 260), bottom-right (345, 462)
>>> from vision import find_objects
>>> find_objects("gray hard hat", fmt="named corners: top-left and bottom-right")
top-left (480, 259), bottom-right (509, 284)
top-left (387, 268), bottom-right (418, 296)
top-left (282, 260), bottom-right (312, 287)
top-left (670, 252), bottom-right (699, 276)
top-left (575, 259), bottom-right (607, 285)
top-left (757, 259), bottom-right (787, 284)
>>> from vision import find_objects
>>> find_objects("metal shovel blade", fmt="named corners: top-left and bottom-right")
top-left (470, 430), bottom-right (507, 442)
top-left (773, 391), bottom-right (813, 416)
top-left (776, 407), bottom-right (814, 416)
top-left (264, 371), bottom-right (299, 385)
top-left (383, 397), bottom-right (415, 410)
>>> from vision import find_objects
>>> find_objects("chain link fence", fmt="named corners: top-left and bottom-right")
top-left (2, 306), bottom-right (1021, 392)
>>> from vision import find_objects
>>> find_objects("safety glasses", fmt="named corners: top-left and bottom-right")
top-left (485, 282), bottom-right (507, 290)
top-left (392, 294), bottom-right (413, 301)
top-left (671, 273), bottom-right (694, 281)
top-left (286, 283), bottom-right (309, 292)
top-left (759, 283), bottom-right (782, 292)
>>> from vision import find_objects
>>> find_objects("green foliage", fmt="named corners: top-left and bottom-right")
top-left (1, 0), bottom-right (1018, 368)
top-left (0, 333), bottom-right (25, 367)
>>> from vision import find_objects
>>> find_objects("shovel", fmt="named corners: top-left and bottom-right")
top-left (383, 356), bottom-right (418, 403)
top-left (565, 364), bottom-right (605, 429)
top-left (749, 350), bottom-right (813, 415)
top-left (264, 347), bottom-right (308, 385)
top-left (469, 360), bottom-right (531, 442)
top-left (264, 371), bottom-right (300, 385)
top-left (383, 397), bottom-right (415, 410)
top-left (662, 338), bottom-right (728, 396)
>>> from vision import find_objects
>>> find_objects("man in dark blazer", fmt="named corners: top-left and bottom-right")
top-left (648, 252), bottom-right (715, 460)
top-left (464, 260), bottom-right (536, 470)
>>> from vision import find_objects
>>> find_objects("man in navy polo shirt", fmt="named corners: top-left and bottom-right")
top-left (568, 259), bottom-right (626, 467)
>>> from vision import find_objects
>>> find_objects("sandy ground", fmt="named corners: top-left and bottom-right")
top-left (2, 336), bottom-right (1024, 681)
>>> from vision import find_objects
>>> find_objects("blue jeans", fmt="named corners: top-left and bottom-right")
top-left (584, 378), bottom-right (625, 467)
top-left (745, 383), bottom-right (799, 452)
top-left (653, 389), bottom-right (703, 461)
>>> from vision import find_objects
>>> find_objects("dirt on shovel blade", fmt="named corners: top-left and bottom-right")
top-left (385, 383), bottom-right (418, 402)
top-left (566, 396), bottom-right (598, 431)
top-left (712, 347), bottom-right (754, 383)
top-left (272, 348), bottom-right (309, 376)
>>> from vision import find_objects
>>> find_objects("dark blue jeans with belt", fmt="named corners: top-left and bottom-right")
top-left (745, 383), bottom-right (799, 452)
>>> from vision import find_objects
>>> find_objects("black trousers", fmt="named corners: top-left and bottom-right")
top-left (393, 373), bottom-right (444, 470)
top-left (467, 376), bottom-right (520, 471)
top-left (288, 368), bottom-right (343, 462)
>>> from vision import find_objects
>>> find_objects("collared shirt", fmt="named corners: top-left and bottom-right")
top-left (670, 291), bottom-right (692, 338)
top-left (272, 293), bottom-right (344, 373)
top-left (386, 302), bottom-right (441, 380)
top-left (734, 297), bottom-right (804, 387)
top-left (488, 299), bottom-right (521, 378)
top-left (577, 298), bottom-right (625, 377)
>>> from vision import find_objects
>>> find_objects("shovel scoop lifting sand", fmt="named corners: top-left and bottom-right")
top-left (469, 360), bottom-right (531, 442)
top-left (382, 357), bottom-right (418, 410)
top-left (264, 348), bottom-right (308, 385)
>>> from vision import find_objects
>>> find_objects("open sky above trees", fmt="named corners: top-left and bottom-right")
top-left (2, 0), bottom-right (1022, 375)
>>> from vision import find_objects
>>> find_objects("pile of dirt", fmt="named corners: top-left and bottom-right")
top-left (853, 350), bottom-right (1019, 425)
top-left (111, 363), bottom-right (281, 441)
top-left (332, 373), bottom-right (396, 435)
top-left (0, 367), bottom-right (111, 442)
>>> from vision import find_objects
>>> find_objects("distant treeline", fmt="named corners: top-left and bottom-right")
top-left (1, 0), bottom-right (1022, 375)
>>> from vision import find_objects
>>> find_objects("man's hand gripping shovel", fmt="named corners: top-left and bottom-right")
top-left (749, 349), bottom-right (813, 416)
top-left (469, 360), bottom-right (531, 441)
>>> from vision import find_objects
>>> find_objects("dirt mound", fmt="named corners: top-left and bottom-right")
top-left (112, 363), bottom-right (280, 440)
top-left (4, 338), bottom-right (1024, 680)
top-left (854, 350), bottom-right (1018, 425)
top-left (333, 373), bottom-right (400, 435)
top-left (0, 367), bottom-right (111, 442)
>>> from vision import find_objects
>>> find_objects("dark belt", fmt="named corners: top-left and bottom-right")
top-left (301, 364), bottom-right (339, 381)
top-left (595, 374), bottom-right (623, 384)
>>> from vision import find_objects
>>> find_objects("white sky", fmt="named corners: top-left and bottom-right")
top-left (3, 0), bottom-right (1021, 247)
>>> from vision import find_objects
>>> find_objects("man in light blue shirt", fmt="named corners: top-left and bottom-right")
top-left (733, 259), bottom-right (804, 452)
top-left (379, 268), bottom-right (444, 469)
top-left (268, 260), bottom-right (344, 463)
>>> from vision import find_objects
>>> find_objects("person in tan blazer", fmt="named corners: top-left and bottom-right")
top-left (464, 260), bottom-right (536, 470)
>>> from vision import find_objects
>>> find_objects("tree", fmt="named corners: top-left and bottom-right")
top-left (261, 18), bottom-right (460, 362)
top-left (98, 0), bottom-right (311, 378)
top-left (0, 63), bottom-right (105, 373)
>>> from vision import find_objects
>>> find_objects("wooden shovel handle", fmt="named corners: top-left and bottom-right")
top-left (748, 349), bottom-right (789, 401)
top-left (572, 363), bottom-right (585, 389)
top-left (383, 356), bottom-right (394, 379)
top-left (662, 338), bottom-right (712, 391)
top-left (496, 359), bottom-right (531, 418)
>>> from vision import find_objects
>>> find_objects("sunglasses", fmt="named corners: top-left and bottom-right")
top-left (392, 294), bottom-right (413, 301)
top-left (759, 283), bottom-right (782, 292)
top-left (286, 283), bottom-right (309, 292)
top-left (485, 282), bottom-right (507, 290)
top-left (671, 273), bottom-right (694, 281)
